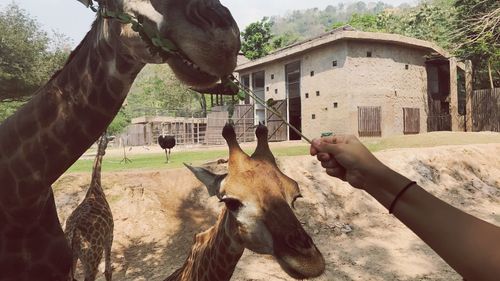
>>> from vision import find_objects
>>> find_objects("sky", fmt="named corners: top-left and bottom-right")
top-left (0, 0), bottom-right (414, 47)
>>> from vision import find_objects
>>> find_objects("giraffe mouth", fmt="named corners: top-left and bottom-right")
top-left (168, 53), bottom-right (220, 88)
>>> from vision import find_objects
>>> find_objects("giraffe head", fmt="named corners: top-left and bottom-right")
top-left (186, 124), bottom-right (325, 279)
top-left (77, 0), bottom-right (240, 87)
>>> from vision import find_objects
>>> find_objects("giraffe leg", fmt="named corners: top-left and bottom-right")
top-left (80, 245), bottom-right (103, 281)
top-left (104, 234), bottom-right (113, 281)
top-left (65, 228), bottom-right (81, 281)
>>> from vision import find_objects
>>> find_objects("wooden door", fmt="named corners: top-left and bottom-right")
top-left (358, 106), bottom-right (381, 137)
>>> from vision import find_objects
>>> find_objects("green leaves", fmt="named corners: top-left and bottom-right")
top-left (0, 3), bottom-right (70, 102)
top-left (266, 98), bottom-right (278, 107)
top-left (241, 17), bottom-right (274, 60)
top-left (237, 91), bottom-right (247, 101)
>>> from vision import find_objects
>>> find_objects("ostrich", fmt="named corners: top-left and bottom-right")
top-left (158, 135), bottom-right (176, 163)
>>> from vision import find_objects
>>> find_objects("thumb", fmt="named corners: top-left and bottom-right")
top-left (311, 138), bottom-right (341, 155)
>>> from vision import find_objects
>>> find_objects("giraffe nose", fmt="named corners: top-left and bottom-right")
top-left (186, 0), bottom-right (235, 29)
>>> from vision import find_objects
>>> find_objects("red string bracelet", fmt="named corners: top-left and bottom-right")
top-left (389, 181), bottom-right (417, 214)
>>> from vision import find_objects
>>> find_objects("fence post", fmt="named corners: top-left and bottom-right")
top-left (465, 60), bottom-right (473, 131)
top-left (449, 57), bottom-right (460, 131)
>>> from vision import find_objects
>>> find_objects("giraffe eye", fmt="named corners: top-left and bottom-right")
top-left (291, 194), bottom-right (303, 209)
top-left (220, 197), bottom-right (243, 212)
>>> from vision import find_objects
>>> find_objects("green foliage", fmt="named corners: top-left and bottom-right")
top-left (329, 2), bottom-right (453, 48)
top-left (126, 64), bottom-right (203, 117)
top-left (345, 13), bottom-right (379, 31)
top-left (241, 17), bottom-right (274, 60)
top-left (107, 107), bottom-right (130, 135)
top-left (452, 0), bottom-right (499, 87)
top-left (270, 2), bottom-right (393, 39)
top-left (0, 100), bottom-right (26, 122)
top-left (0, 3), bottom-right (70, 101)
top-left (270, 32), bottom-right (300, 50)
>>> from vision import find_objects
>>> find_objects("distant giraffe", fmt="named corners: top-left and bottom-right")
top-left (65, 133), bottom-right (113, 281)
top-left (0, 0), bottom-right (240, 279)
top-left (164, 124), bottom-right (325, 281)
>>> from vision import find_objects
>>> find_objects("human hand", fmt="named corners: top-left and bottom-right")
top-left (310, 135), bottom-right (385, 190)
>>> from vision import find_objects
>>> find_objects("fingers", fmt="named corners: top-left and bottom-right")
top-left (311, 138), bottom-right (341, 156)
top-left (326, 167), bottom-right (346, 181)
top-left (320, 157), bottom-right (340, 169)
top-left (317, 152), bottom-right (331, 162)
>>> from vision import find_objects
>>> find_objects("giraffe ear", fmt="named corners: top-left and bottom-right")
top-left (184, 164), bottom-right (226, 197)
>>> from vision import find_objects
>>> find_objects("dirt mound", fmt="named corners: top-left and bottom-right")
top-left (54, 143), bottom-right (500, 281)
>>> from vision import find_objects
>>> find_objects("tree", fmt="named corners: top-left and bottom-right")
top-left (107, 107), bottom-right (130, 135)
top-left (0, 3), bottom-right (71, 123)
top-left (271, 32), bottom-right (300, 50)
top-left (126, 64), bottom-right (202, 117)
top-left (241, 17), bottom-right (274, 60)
top-left (453, 0), bottom-right (500, 88)
top-left (0, 3), bottom-right (70, 101)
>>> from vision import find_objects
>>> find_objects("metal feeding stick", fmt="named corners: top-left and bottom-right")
top-left (228, 76), bottom-right (313, 144)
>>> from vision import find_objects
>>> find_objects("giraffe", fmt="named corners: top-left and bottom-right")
top-left (165, 124), bottom-right (325, 281)
top-left (64, 132), bottom-right (114, 281)
top-left (0, 0), bottom-right (240, 280)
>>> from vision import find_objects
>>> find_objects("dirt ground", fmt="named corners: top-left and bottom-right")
top-left (53, 141), bottom-right (500, 281)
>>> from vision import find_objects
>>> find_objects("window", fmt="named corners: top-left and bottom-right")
top-left (316, 91), bottom-right (320, 96)
top-left (332, 60), bottom-right (338, 67)
top-left (312, 114), bottom-right (316, 119)
top-left (274, 89), bottom-right (278, 94)
top-left (405, 64), bottom-right (409, 70)
top-left (271, 74), bottom-right (275, 79)
top-left (310, 71), bottom-right (315, 77)
top-left (266, 86), bottom-right (269, 91)
top-left (367, 51), bottom-right (372, 57)
top-left (333, 102), bottom-right (338, 108)
top-left (305, 93), bottom-right (309, 98)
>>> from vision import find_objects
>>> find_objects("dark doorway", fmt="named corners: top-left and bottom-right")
top-left (426, 61), bottom-right (451, 131)
top-left (285, 61), bottom-right (301, 140)
top-left (252, 71), bottom-right (266, 124)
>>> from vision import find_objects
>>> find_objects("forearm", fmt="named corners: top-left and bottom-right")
top-left (365, 166), bottom-right (500, 281)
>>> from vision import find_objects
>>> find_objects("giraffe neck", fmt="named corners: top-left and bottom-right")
top-left (0, 18), bottom-right (144, 217)
top-left (165, 208), bottom-right (245, 281)
top-left (87, 136), bottom-right (108, 199)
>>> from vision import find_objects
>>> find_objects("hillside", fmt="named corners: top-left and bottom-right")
top-left (269, 1), bottom-right (400, 40)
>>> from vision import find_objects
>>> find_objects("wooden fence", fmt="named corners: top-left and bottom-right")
top-left (233, 104), bottom-right (255, 143)
top-left (205, 104), bottom-right (255, 145)
top-left (473, 88), bottom-right (500, 132)
top-left (267, 100), bottom-right (288, 142)
top-left (427, 114), bottom-right (451, 132)
top-left (205, 111), bottom-right (228, 145)
top-left (358, 106), bottom-right (381, 137)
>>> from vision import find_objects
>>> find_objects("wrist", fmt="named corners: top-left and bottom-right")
top-left (363, 164), bottom-right (411, 210)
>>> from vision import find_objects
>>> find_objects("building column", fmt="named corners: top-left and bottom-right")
top-left (465, 60), bottom-right (473, 131)
top-left (449, 57), bottom-right (460, 131)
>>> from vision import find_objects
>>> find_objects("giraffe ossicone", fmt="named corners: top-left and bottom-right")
top-left (165, 124), bottom-right (325, 281)
top-left (0, 0), bottom-right (240, 280)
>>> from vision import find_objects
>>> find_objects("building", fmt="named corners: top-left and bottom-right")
top-left (235, 26), bottom-right (472, 140)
